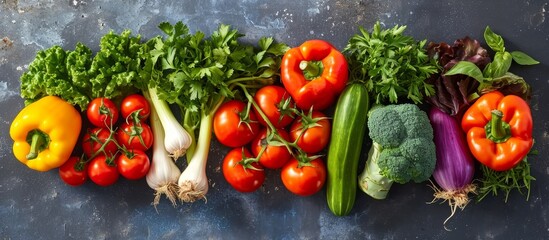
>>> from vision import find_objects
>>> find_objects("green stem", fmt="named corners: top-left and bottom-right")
top-left (300, 60), bottom-right (324, 80)
top-left (26, 131), bottom-right (47, 160)
top-left (225, 76), bottom-right (275, 86)
top-left (253, 143), bottom-right (268, 161)
top-left (189, 112), bottom-right (214, 165)
top-left (86, 128), bottom-right (120, 162)
top-left (490, 110), bottom-right (505, 139)
top-left (358, 142), bottom-right (393, 200)
top-left (300, 61), bottom-right (320, 76)
top-left (485, 110), bottom-right (511, 143)
top-left (237, 84), bottom-right (306, 160)
top-left (183, 109), bottom-right (197, 163)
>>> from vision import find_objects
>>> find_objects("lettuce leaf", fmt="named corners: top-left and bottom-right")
top-left (425, 37), bottom-right (490, 116)
top-left (20, 44), bottom-right (93, 110)
top-left (19, 30), bottom-right (143, 110)
top-left (89, 30), bottom-right (143, 99)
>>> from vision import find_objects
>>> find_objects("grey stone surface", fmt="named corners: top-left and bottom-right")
top-left (1, 0), bottom-right (548, 239)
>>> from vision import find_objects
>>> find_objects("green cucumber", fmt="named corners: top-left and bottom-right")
top-left (326, 83), bottom-right (369, 216)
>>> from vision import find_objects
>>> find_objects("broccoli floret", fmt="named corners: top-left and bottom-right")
top-left (358, 104), bottom-right (436, 200)
top-left (367, 106), bottom-right (406, 147)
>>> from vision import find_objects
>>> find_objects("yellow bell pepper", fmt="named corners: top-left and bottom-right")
top-left (10, 96), bottom-right (82, 171)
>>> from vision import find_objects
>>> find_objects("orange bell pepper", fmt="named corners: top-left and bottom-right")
top-left (280, 40), bottom-right (348, 111)
top-left (461, 91), bottom-right (533, 171)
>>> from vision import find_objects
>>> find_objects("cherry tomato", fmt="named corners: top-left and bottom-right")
top-left (87, 97), bottom-right (119, 128)
top-left (251, 128), bottom-right (292, 169)
top-left (88, 155), bottom-right (119, 187)
top-left (253, 85), bottom-right (295, 128)
top-left (115, 122), bottom-right (153, 152)
top-left (82, 127), bottom-right (118, 158)
top-left (281, 158), bottom-right (326, 196)
top-left (290, 111), bottom-right (331, 153)
top-left (121, 94), bottom-right (151, 121)
top-left (213, 100), bottom-right (260, 148)
top-left (116, 150), bottom-right (150, 180)
top-left (59, 156), bottom-right (88, 186)
top-left (222, 147), bottom-right (265, 193)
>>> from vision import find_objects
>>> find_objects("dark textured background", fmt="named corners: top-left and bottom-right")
top-left (1, 0), bottom-right (548, 239)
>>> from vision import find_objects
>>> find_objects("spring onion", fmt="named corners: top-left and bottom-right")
top-left (145, 94), bottom-right (182, 207)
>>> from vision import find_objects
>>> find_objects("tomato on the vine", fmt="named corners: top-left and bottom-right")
top-left (59, 156), bottom-right (88, 186)
top-left (222, 147), bottom-right (265, 193)
top-left (87, 97), bottom-right (119, 128)
top-left (87, 155), bottom-right (119, 187)
top-left (213, 100), bottom-right (260, 148)
top-left (82, 127), bottom-right (118, 158)
top-left (290, 111), bottom-right (331, 153)
top-left (251, 128), bottom-right (292, 169)
top-left (116, 150), bottom-right (150, 180)
top-left (115, 122), bottom-right (153, 152)
top-left (121, 94), bottom-right (151, 121)
top-left (281, 158), bottom-right (326, 196)
top-left (253, 85), bottom-right (295, 128)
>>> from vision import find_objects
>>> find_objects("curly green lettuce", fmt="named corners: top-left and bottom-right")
top-left (19, 30), bottom-right (143, 110)
top-left (89, 30), bottom-right (143, 99)
top-left (20, 43), bottom-right (92, 109)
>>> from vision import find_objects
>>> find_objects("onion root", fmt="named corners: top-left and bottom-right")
top-left (428, 180), bottom-right (477, 230)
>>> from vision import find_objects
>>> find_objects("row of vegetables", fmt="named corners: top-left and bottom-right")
top-left (8, 21), bottom-right (539, 225)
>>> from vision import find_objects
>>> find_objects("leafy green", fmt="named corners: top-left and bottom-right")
top-left (142, 21), bottom-right (287, 114)
top-left (483, 51), bottom-right (513, 79)
top-left (482, 26), bottom-right (539, 79)
top-left (426, 37), bottom-right (490, 116)
top-left (511, 51), bottom-right (540, 65)
top-left (444, 26), bottom-right (539, 101)
top-left (20, 44), bottom-right (93, 109)
top-left (139, 21), bottom-right (288, 159)
top-left (444, 61), bottom-right (484, 82)
top-left (477, 157), bottom-right (535, 202)
top-left (89, 30), bottom-right (143, 99)
top-left (345, 21), bottom-right (438, 104)
top-left (20, 30), bottom-right (144, 110)
top-left (484, 26), bottom-right (505, 53)
top-left (478, 72), bottom-right (532, 100)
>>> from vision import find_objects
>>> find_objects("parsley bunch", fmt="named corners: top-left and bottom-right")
top-left (141, 22), bottom-right (287, 121)
top-left (345, 22), bottom-right (437, 104)
top-left (139, 22), bottom-right (288, 160)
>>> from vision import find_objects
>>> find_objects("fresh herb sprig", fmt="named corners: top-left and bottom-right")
top-left (477, 157), bottom-right (535, 202)
top-left (345, 21), bottom-right (438, 104)
top-left (445, 26), bottom-right (539, 100)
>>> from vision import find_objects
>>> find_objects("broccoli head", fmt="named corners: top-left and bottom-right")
top-left (359, 104), bottom-right (436, 200)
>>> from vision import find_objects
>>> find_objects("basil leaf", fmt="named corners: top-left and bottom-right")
top-left (511, 51), bottom-right (540, 65)
top-left (444, 61), bottom-right (484, 82)
top-left (483, 51), bottom-right (513, 79)
top-left (484, 26), bottom-right (505, 52)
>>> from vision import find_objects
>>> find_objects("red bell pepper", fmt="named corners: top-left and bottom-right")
top-left (461, 91), bottom-right (533, 171)
top-left (280, 40), bottom-right (348, 110)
